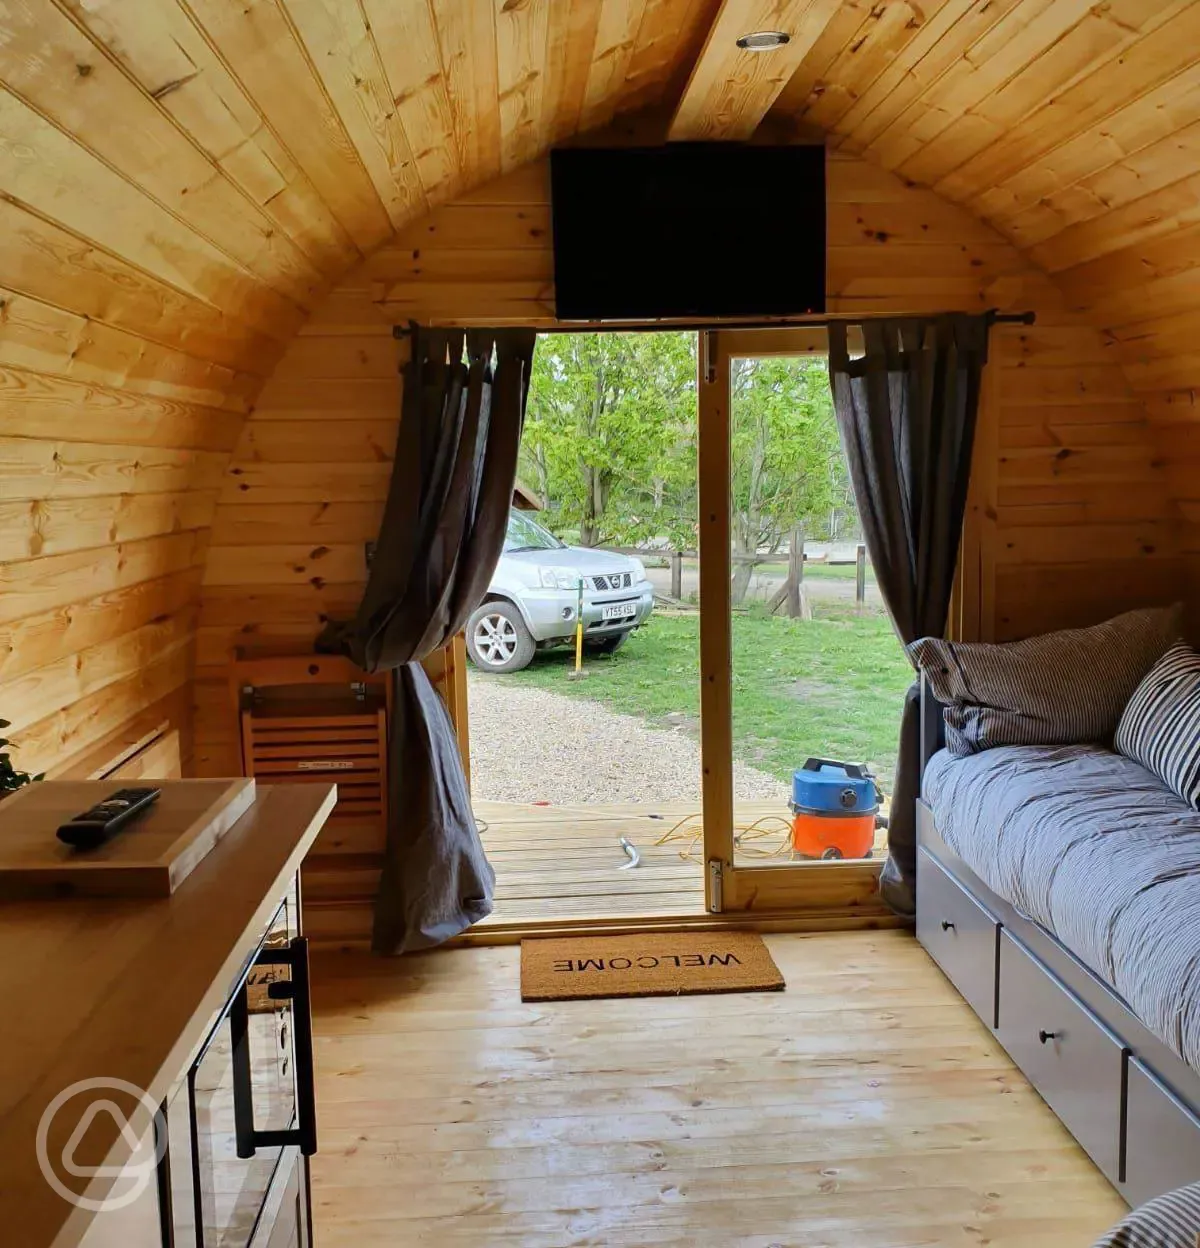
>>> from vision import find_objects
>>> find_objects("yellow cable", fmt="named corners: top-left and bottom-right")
top-left (651, 811), bottom-right (795, 863)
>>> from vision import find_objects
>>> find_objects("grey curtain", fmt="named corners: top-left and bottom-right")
top-left (319, 326), bottom-right (537, 954)
top-left (828, 314), bottom-right (990, 917)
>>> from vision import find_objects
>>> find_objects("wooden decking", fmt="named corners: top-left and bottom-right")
top-left (476, 800), bottom-right (891, 929)
top-left (476, 800), bottom-right (709, 927)
top-left (310, 930), bottom-right (1127, 1246)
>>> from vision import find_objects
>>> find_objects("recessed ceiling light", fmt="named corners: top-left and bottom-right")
top-left (736, 30), bottom-right (790, 51)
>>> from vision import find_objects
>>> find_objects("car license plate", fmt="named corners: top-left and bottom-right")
top-left (602, 602), bottom-right (638, 621)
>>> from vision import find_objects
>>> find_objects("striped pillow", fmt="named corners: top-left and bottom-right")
top-left (1092, 1181), bottom-right (1200, 1247)
top-left (910, 605), bottom-right (1182, 756)
top-left (1116, 643), bottom-right (1200, 810)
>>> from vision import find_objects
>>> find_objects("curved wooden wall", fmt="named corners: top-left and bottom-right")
top-left (766, 0), bottom-right (1200, 609)
top-left (2, 0), bottom-right (1200, 781)
top-left (193, 151), bottom-right (1187, 779)
top-left (0, 218), bottom-right (287, 777)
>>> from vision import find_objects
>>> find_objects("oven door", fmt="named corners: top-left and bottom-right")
top-left (189, 902), bottom-right (316, 1248)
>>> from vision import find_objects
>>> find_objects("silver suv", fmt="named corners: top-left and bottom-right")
top-left (466, 510), bottom-right (654, 672)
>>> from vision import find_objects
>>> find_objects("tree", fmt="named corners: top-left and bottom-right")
top-left (520, 332), bottom-right (697, 548)
top-left (729, 356), bottom-right (848, 603)
top-left (520, 337), bottom-right (857, 609)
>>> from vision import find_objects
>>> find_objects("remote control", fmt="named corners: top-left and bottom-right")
top-left (56, 787), bottom-right (162, 851)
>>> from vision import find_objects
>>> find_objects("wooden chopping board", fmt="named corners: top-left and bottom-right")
top-left (0, 778), bottom-right (256, 898)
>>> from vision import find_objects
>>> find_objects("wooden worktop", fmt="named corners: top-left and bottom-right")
top-left (0, 782), bottom-right (336, 1248)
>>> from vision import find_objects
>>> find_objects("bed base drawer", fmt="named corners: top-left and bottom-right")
top-left (997, 928), bottom-right (1126, 1183)
top-left (916, 848), bottom-right (999, 1027)
top-left (1123, 1057), bottom-right (1200, 1207)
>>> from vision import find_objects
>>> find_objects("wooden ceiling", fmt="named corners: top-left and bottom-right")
top-left (2, 0), bottom-right (1200, 414)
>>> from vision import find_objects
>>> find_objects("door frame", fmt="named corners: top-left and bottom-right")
top-left (437, 323), bottom-right (898, 933)
top-left (697, 327), bottom-right (888, 920)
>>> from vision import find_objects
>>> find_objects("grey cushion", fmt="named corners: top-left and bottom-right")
top-left (1092, 1181), bottom-right (1200, 1247)
top-left (1117, 642), bottom-right (1200, 810)
top-left (910, 604), bottom-right (1182, 756)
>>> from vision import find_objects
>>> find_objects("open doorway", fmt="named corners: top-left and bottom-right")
top-left (456, 327), bottom-right (911, 929)
top-left (465, 330), bottom-right (712, 927)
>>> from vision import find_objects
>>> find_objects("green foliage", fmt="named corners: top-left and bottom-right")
top-left (521, 331), bottom-right (697, 548)
top-left (730, 355), bottom-right (851, 553)
top-left (520, 335), bottom-right (856, 572)
top-left (0, 720), bottom-right (43, 794)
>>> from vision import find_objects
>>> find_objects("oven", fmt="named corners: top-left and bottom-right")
top-left (173, 889), bottom-right (317, 1247)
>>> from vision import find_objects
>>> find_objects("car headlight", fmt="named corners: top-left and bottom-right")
top-left (538, 567), bottom-right (583, 590)
top-left (631, 558), bottom-right (647, 583)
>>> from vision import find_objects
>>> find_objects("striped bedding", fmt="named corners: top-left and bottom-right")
top-left (1092, 1182), bottom-right (1200, 1247)
top-left (924, 744), bottom-right (1200, 1071)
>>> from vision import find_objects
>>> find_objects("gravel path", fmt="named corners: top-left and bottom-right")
top-left (467, 672), bottom-right (790, 805)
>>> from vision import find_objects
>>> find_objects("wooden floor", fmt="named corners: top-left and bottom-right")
top-left (476, 800), bottom-right (891, 928)
top-left (310, 930), bottom-right (1126, 1246)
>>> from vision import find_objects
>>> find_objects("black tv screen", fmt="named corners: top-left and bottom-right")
top-left (549, 144), bottom-right (826, 321)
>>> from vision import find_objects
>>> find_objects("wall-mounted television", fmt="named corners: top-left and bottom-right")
top-left (549, 144), bottom-right (826, 322)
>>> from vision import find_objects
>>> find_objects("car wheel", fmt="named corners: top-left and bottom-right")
top-left (466, 601), bottom-right (536, 673)
top-left (585, 631), bottom-right (630, 656)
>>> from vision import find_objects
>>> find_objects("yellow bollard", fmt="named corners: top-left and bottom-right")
top-left (568, 577), bottom-right (586, 680)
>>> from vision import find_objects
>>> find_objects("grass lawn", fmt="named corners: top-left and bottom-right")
top-left (484, 604), bottom-right (911, 791)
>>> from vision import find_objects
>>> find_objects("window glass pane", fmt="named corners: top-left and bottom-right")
top-left (727, 354), bottom-right (907, 869)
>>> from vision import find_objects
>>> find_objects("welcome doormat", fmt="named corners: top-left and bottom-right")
top-left (520, 931), bottom-right (785, 1002)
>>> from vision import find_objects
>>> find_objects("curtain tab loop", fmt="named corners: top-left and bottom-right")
top-left (827, 321), bottom-right (850, 372)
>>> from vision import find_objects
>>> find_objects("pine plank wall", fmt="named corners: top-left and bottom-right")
top-left (0, 212), bottom-right (295, 779)
top-left (184, 152), bottom-right (1195, 942)
top-left (1, 146), bottom-right (1194, 809)
top-left (195, 150), bottom-right (1193, 785)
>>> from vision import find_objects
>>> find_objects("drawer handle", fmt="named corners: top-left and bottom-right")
top-left (1038, 1029), bottom-right (1060, 1045)
top-left (940, 920), bottom-right (955, 932)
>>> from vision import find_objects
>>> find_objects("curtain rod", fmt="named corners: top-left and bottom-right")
top-left (392, 310), bottom-right (1035, 338)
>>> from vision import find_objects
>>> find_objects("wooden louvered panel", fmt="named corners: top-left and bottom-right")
top-left (247, 765), bottom-right (382, 788)
top-left (231, 654), bottom-right (390, 920)
top-left (247, 717), bottom-right (382, 733)
top-left (240, 714), bottom-right (383, 735)
top-left (251, 741), bottom-right (382, 760)
top-left (247, 771), bottom-right (382, 793)
top-left (242, 710), bottom-right (386, 806)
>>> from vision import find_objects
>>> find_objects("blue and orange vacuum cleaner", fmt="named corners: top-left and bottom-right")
top-left (790, 757), bottom-right (878, 860)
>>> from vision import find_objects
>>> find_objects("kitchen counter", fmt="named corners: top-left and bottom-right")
top-left (0, 782), bottom-right (336, 1248)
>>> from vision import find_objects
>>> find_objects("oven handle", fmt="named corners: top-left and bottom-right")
top-left (233, 936), bottom-right (318, 1159)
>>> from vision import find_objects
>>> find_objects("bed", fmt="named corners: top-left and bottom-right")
top-left (916, 692), bottom-right (1200, 1212)
top-left (923, 743), bottom-right (1200, 1070)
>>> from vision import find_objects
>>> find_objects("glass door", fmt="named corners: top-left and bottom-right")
top-left (698, 328), bottom-right (901, 918)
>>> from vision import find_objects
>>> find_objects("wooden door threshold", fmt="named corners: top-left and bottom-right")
top-left (305, 899), bottom-right (905, 952)
top-left (450, 904), bottom-right (905, 947)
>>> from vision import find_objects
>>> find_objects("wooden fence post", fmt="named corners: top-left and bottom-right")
top-left (787, 528), bottom-right (805, 618)
top-left (856, 543), bottom-right (867, 609)
top-left (670, 550), bottom-right (682, 599)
